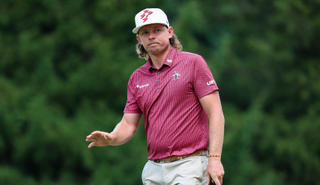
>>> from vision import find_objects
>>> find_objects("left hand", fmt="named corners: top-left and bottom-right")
top-left (206, 157), bottom-right (225, 185)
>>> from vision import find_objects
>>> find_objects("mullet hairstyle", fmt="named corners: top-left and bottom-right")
top-left (135, 33), bottom-right (183, 59)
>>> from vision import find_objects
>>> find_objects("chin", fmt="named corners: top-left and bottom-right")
top-left (148, 45), bottom-right (169, 55)
top-left (148, 48), bottom-right (161, 54)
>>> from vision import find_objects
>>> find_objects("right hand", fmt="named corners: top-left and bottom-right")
top-left (86, 131), bottom-right (115, 148)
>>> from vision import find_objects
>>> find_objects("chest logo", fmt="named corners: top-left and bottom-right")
top-left (137, 84), bottom-right (149, 88)
top-left (167, 59), bottom-right (172, 63)
top-left (173, 71), bottom-right (181, 80)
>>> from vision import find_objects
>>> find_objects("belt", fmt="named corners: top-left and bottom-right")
top-left (153, 150), bottom-right (207, 163)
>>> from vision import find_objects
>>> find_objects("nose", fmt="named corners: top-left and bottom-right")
top-left (148, 32), bottom-right (155, 40)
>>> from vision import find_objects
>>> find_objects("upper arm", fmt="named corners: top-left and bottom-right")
top-left (122, 113), bottom-right (143, 130)
top-left (199, 91), bottom-right (224, 119)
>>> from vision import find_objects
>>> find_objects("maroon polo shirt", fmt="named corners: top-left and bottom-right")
top-left (124, 47), bottom-right (219, 160)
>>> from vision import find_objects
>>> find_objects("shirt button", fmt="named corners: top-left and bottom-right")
top-left (158, 71), bottom-right (160, 74)
top-left (157, 80), bottom-right (160, 82)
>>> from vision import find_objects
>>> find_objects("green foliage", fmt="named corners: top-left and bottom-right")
top-left (0, 0), bottom-right (319, 184)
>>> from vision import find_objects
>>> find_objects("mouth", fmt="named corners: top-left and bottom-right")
top-left (148, 41), bottom-right (160, 46)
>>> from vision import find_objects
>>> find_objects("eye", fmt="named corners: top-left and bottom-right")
top-left (140, 31), bottom-right (148, 35)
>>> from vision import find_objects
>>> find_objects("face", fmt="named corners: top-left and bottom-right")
top-left (136, 24), bottom-right (173, 56)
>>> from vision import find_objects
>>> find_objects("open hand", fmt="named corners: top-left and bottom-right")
top-left (86, 131), bottom-right (114, 148)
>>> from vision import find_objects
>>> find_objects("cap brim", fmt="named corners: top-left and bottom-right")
top-left (132, 26), bottom-right (144, 34)
top-left (132, 23), bottom-right (169, 34)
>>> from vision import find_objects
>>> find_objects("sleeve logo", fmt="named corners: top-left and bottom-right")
top-left (207, 80), bottom-right (216, 86)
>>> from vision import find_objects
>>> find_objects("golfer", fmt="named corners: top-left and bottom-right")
top-left (86, 8), bottom-right (225, 185)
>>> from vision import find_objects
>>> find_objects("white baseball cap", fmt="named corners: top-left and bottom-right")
top-left (132, 8), bottom-right (170, 34)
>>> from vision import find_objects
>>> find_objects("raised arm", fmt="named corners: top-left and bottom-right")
top-left (199, 91), bottom-right (225, 185)
top-left (86, 113), bottom-right (142, 148)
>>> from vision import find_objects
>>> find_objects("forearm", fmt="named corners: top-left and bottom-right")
top-left (109, 122), bottom-right (137, 145)
top-left (109, 113), bottom-right (142, 146)
top-left (208, 113), bottom-right (225, 155)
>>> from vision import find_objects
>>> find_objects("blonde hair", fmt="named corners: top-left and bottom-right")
top-left (135, 33), bottom-right (183, 59)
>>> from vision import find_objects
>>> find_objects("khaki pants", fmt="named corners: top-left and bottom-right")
top-left (142, 156), bottom-right (208, 185)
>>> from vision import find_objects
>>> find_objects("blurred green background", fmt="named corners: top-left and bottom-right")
top-left (0, 0), bottom-right (319, 184)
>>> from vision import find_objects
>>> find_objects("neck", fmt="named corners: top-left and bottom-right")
top-left (149, 46), bottom-right (171, 69)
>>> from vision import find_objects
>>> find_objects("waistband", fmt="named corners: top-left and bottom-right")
top-left (152, 150), bottom-right (208, 163)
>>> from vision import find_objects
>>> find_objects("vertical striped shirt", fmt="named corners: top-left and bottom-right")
top-left (124, 47), bottom-right (219, 160)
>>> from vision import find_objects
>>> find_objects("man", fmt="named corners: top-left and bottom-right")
top-left (86, 8), bottom-right (225, 185)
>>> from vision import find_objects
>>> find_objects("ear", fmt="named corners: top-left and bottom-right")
top-left (136, 34), bottom-right (142, 44)
top-left (168, 26), bottom-right (174, 39)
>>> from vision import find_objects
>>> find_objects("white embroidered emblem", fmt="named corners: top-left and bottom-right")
top-left (137, 84), bottom-right (149, 88)
top-left (167, 59), bottom-right (172, 63)
top-left (173, 71), bottom-right (180, 80)
top-left (207, 80), bottom-right (216, 86)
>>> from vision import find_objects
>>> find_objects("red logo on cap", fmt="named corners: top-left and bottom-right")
top-left (140, 10), bottom-right (153, 23)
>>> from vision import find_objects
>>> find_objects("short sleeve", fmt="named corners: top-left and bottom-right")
top-left (193, 56), bottom-right (219, 99)
top-left (124, 75), bottom-right (142, 113)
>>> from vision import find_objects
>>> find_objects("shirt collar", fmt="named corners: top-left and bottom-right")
top-left (147, 46), bottom-right (177, 71)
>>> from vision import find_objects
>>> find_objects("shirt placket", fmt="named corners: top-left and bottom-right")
top-left (156, 70), bottom-right (161, 91)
